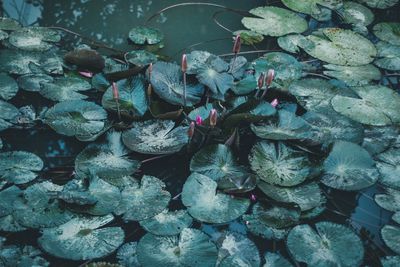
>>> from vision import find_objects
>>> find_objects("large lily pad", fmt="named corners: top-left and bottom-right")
top-left (249, 141), bottom-right (312, 187)
top-left (38, 214), bottom-right (124, 261)
top-left (375, 187), bottom-right (400, 212)
top-left (150, 61), bottom-right (204, 106)
top-left (242, 6), bottom-right (308, 37)
top-left (102, 75), bottom-right (147, 118)
top-left (323, 64), bottom-right (381, 86)
top-left (0, 100), bottom-right (18, 131)
top-left (0, 151), bottom-right (43, 184)
top-left (381, 225), bottom-right (400, 255)
top-left (128, 26), bottom-right (163, 45)
top-left (122, 120), bottom-right (188, 155)
top-left (374, 41), bottom-right (400, 71)
top-left (287, 222), bottom-right (364, 266)
top-left (282, 0), bottom-right (342, 21)
top-left (137, 228), bottom-right (218, 267)
top-left (0, 73), bottom-right (18, 100)
top-left (139, 209), bottom-right (193, 236)
top-left (331, 85), bottom-right (400, 126)
top-left (8, 27), bottom-right (61, 51)
top-left (115, 175), bottom-right (171, 221)
top-left (321, 141), bottom-right (379, 191)
top-left (40, 77), bottom-right (91, 102)
top-left (182, 173), bottom-right (250, 224)
top-left (357, 0), bottom-right (399, 8)
top-left (76, 131), bottom-right (140, 182)
top-left (43, 100), bottom-right (109, 141)
top-left (376, 147), bottom-right (400, 190)
top-left (373, 22), bottom-right (400, 45)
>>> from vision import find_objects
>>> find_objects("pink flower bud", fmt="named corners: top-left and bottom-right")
top-left (112, 82), bottom-right (119, 100)
top-left (257, 72), bottom-right (265, 90)
top-left (209, 109), bottom-right (217, 127)
top-left (79, 71), bottom-right (93, 78)
top-left (265, 69), bottom-right (275, 87)
top-left (181, 54), bottom-right (187, 73)
top-left (188, 121), bottom-right (195, 137)
top-left (271, 98), bottom-right (279, 108)
top-left (195, 115), bottom-right (203, 126)
top-left (250, 193), bottom-right (257, 202)
top-left (233, 34), bottom-right (241, 54)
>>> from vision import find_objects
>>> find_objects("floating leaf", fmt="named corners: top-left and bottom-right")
top-left (125, 50), bottom-right (157, 66)
top-left (0, 17), bottom-right (21, 30)
top-left (382, 225), bottom-right (400, 255)
top-left (331, 85), bottom-right (400, 126)
top-left (263, 252), bottom-right (293, 267)
top-left (0, 186), bottom-right (26, 232)
top-left (122, 120), bottom-right (188, 155)
top-left (253, 202), bottom-right (300, 229)
top-left (0, 73), bottom-right (18, 100)
top-left (393, 212), bottom-right (400, 224)
top-left (282, 0), bottom-right (342, 21)
top-left (0, 151), bottom-right (43, 184)
top-left (188, 103), bottom-right (213, 121)
top-left (0, 241), bottom-right (49, 267)
top-left (8, 27), bottom-right (60, 51)
top-left (323, 64), bottom-right (381, 86)
top-left (242, 6), bottom-right (308, 37)
top-left (258, 181), bottom-right (323, 211)
top-left (376, 147), bottom-right (400, 190)
top-left (362, 126), bottom-right (398, 155)
top-left (375, 187), bottom-right (400, 212)
top-left (116, 175), bottom-right (170, 221)
top-left (250, 141), bottom-right (312, 187)
top-left (38, 214), bottom-right (124, 260)
top-left (40, 77), bottom-right (91, 102)
top-left (340, 1), bottom-right (374, 27)
top-left (233, 30), bottom-right (264, 45)
top-left (374, 22), bottom-right (400, 45)
top-left (17, 73), bottom-right (53, 92)
top-left (117, 242), bottom-right (140, 267)
top-left (128, 26), bottom-right (163, 45)
top-left (102, 75), bottom-right (147, 118)
top-left (182, 173), bottom-right (250, 224)
top-left (287, 222), bottom-right (364, 266)
top-left (150, 61), bottom-right (204, 106)
top-left (139, 209), bottom-right (193, 236)
top-left (357, 0), bottom-right (399, 8)
top-left (322, 141), bottom-right (379, 190)
top-left (44, 100), bottom-right (109, 141)
top-left (381, 256), bottom-right (400, 267)
top-left (92, 73), bottom-right (110, 91)
top-left (374, 41), bottom-right (400, 71)
top-left (0, 100), bottom-right (18, 131)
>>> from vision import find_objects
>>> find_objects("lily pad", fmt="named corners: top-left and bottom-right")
top-left (122, 120), bottom-right (188, 155)
top-left (17, 73), bottom-right (53, 92)
top-left (323, 64), bottom-right (381, 86)
top-left (282, 0), bottom-right (342, 21)
top-left (125, 50), bottom-right (157, 66)
top-left (128, 26), bottom-right (163, 45)
top-left (252, 202), bottom-right (300, 229)
top-left (102, 75), bottom-right (148, 118)
top-left (340, 1), bottom-right (374, 27)
top-left (0, 242), bottom-right (49, 267)
top-left (38, 214), bottom-right (124, 261)
top-left (139, 209), bottom-right (193, 236)
top-left (258, 181), bottom-right (323, 211)
top-left (287, 222), bottom-right (364, 266)
top-left (242, 6), bottom-right (308, 37)
top-left (249, 141), bottom-right (312, 187)
top-left (0, 100), bottom-right (18, 131)
top-left (357, 0), bottom-right (399, 8)
top-left (263, 252), bottom-right (293, 267)
top-left (393, 212), bottom-right (400, 224)
top-left (0, 151), bottom-right (43, 184)
top-left (376, 147), bottom-right (400, 190)
top-left (322, 141), bottom-right (379, 190)
top-left (0, 73), bottom-right (18, 100)
top-left (182, 173), bottom-right (250, 224)
top-left (362, 126), bottom-right (399, 154)
top-left (188, 103), bottom-right (213, 121)
top-left (0, 186), bottom-right (26, 232)
top-left (116, 175), bottom-right (171, 221)
top-left (150, 61), bottom-right (204, 106)
top-left (8, 27), bottom-right (61, 51)
top-left (374, 41), bottom-right (400, 71)
top-left (243, 213), bottom-right (289, 240)
top-left (137, 228), bottom-right (218, 267)
top-left (233, 30), bottom-right (264, 45)
top-left (381, 256), bottom-right (400, 267)
top-left (40, 77), bottom-right (92, 102)
top-left (117, 242), bottom-right (140, 267)
top-left (374, 22), bottom-right (400, 45)
top-left (331, 85), bottom-right (400, 126)
top-left (375, 187), bottom-right (400, 212)
top-left (382, 225), bottom-right (400, 254)
top-left (43, 100), bottom-right (109, 141)
top-left (0, 17), bottom-right (21, 30)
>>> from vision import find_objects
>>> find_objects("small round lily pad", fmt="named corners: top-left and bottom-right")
top-left (128, 26), bottom-right (163, 45)
top-left (139, 209), bottom-right (193, 236)
top-left (0, 73), bottom-right (18, 100)
top-left (373, 22), bottom-right (400, 45)
top-left (381, 224), bottom-right (400, 254)
top-left (0, 151), bottom-right (43, 184)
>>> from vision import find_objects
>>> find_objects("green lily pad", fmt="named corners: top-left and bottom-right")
top-left (17, 73), bottom-right (53, 92)
top-left (258, 181), bottom-right (323, 211)
top-left (376, 147), bottom-right (400, 190)
top-left (182, 173), bottom-right (250, 224)
top-left (75, 131), bottom-right (140, 182)
top-left (150, 61), bottom-right (204, 106)
top-left (139, 209), bottom-right (193, 236)
top-left (43, 100), bottom-right (109, 141)
top-left (357, 0), bottom-right (399, 8)
top-left (128, 26), bottom-right (163, 45)
top-left (122, 120), bottom-right (188, 155)
top-left (115, 175), bottom-right (171, 221)
top-left (252, 202), bottom-right (300, 229)
top-left (249, 141), bottom-right (312, 187)
top-left (300, 28), bottom-right (377, 66)
top-left (102, 75), bottom-right (148, 118)
top-left (8, 27), bottom-right (61, 51)
top-left (374, 23), bottom-right (400, 45)
top-left (374, 41), bottom-right (400, 71)
top-left (264, 252), bottom-right (293, 267)
top-left (331, 85), bottom-right (400, 126)
top-left (0, 17), bottom-right (21, 30)
top-left (393, 212), bottom-right (400, 224)
top-left (323, 64), bottom-right (381, 86)
top-left (242, 6), bottom-right (308, 37)
top-left (125, 50), bottom-right (157, 66)
top-left (322, 141), bottom-right (379, 191)
top-left (188, 103), bottom-right (213, 121)
top-left (38, 214), bottom-right (124, 261)
top-left (243, 213), bottom-right (289, 240)
top-left (287, 222), bottom-right (364, 266)
top-left (40, 76), bottom-right (91, 102)
top-left (277, 34), bottom-right (308, 53)
top-left (0, 242), bottom-right (49, 267)
top-left (0, 73), bottom-right (18, 100)
top-left (0, 30), bottom-right (8, 41)
top-left (340, 1), bottom-right (374, 27)
top-left (137, 228), bottom-right (217, 267)
top-left (382, 225), bottom-right (400, 254)
top-left (282, 0), bottom-right (342, 21)
top-left (381, 256), bottom-right (400, 267)
top-left (362, 126), bottom-right (399, 155)
top-left (92, 73), bottom-right (110, 91)
top-left (233, 30), bottom-right (264, 45)
top-left (0, 186), bottom-right (26, 232)
top-left (375, 187), bottom-right (400, 212)
top-left (117, 242), bottom-right (140, 267)
top-left (0, 100), bottom-right (18, 131)
top-left (0, 151), bottom-right (43, 184)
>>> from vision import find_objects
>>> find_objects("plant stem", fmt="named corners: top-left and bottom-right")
top-left (183, 72), bottom-right (187, 107)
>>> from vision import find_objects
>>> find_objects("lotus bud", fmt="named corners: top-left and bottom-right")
top-left (209, 109), bottom-right (217, 127)
top-left (195, 115), bottom-right (203, 126)
top-left (233, 34), bottom-right (241, 54)
top-left (79, 71), bottom-right (93, 78)
top-left (265, 69), bottom-right (275, 87)
top-left (181, 54), bottom-right (187, 73)
top-left (250, 193), bottom-right (257, 202)
top-left (257, 72), bottom-right (265, 89)
top-left (271, 98), bottom-right (279, 108)
top-left (112, 82), bottom-right (119, 100)
top-left (188, 121), bottom-right (195, 137)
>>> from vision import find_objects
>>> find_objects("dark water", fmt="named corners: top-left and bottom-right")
top-left (0, 0), bottom-right (399, 266)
